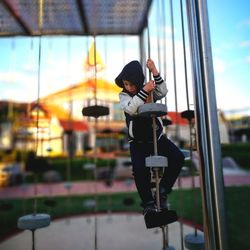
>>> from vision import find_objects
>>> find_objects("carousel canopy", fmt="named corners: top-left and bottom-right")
top-left (0, 0), bottom-right (152, 37)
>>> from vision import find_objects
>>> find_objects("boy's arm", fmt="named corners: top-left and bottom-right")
top-left (153, 74), bottom-right (168, 100)
top-left (119, 89), bottom-right (149, 116)
top-left (146, 59), bottom-right (168, 100)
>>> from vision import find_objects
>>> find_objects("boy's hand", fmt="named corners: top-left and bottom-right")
top-left (146, 58), bottom-right (159, 76)
top-left (143, 80), bottom-right (156, 93)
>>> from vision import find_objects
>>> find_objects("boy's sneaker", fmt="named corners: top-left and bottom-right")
top-left (143, 201), bottom-right (157, 216)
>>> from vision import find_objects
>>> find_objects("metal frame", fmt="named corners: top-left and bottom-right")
top-left (0, 0), bottom-right (152, 37)
top-left (186, 0), bottom-right (228, 249)
top-left (0, 0), bottom-right (229, 249)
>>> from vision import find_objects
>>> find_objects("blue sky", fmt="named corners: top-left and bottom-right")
top-left (208, 0), bottom-right (250, 114)
top-left (0, 0), bottom-right (249, 116)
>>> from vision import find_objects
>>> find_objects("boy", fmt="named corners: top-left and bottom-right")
top-left (115, 59), bottom-right (184, 216)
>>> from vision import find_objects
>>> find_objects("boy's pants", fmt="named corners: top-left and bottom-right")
top-left (129, 135), bottom-right (185, 208)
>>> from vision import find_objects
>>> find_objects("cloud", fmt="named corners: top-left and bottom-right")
top-left (0, 71), bottom-right (30, 84)
top-left (243, 19), bottom-right (250, 27)
top-left (237, 18), bottom-right (250, 28)
top-left (0, 87), bottom-right (35, 102)
top-left (0, 72), bottom-right (15, 83)
top-left (215, 82), bottom-right (250, 111)
top-left (240, 40), bottom-right (250, 47)
top-left (245, 56), bottom-right (250, 64)
top-left (213, 57), bottom-right (226, 73)
top-left (164, 26), bottom-right (173, 36)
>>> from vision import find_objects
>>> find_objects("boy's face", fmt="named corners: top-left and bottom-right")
top-left (123, 80), bottom-right (137, 95)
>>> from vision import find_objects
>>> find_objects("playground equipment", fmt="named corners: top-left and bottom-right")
top-left (1, 0), bottom-right (229, 249)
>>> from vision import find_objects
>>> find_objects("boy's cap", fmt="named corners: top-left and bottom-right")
top-left (115, 60), bottom-right (145, 89)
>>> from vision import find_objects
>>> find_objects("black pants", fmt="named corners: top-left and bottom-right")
top-left (129, 134), bottom-right (185, 207)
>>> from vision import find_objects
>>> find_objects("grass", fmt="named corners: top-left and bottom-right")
top-left (221, 143), bottom-right (250, 170)
top-left (0, 192), bottom-right (141, 241)
top-left (0, 186), bottom-right (250, 250)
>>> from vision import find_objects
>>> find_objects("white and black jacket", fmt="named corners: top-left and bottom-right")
top-left (119, 74), bottom-right (168, 142)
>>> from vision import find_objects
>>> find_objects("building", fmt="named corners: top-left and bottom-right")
top-left (227, 115), bottom-right (250, 142)
top-left (0, 43), bottom-right (231, 157)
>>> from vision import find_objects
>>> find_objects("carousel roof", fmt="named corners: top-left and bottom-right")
top-left (0, 0), bottom-right (152, 37)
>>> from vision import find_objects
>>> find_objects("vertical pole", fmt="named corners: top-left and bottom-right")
top-left (93, 35), bottom-right (98, 250)
top-left (146, 14), bottom-right (168, 250)
top-left (146, 22), bottom-right (158, 156)
top-left (32, 230), bottom-right (35, 250)
top-left (139, 33), bottom-right (145, 66)
top-left (94, 118), bottom-right (98, 250)
top-left (185, 0), bottom-right (228, 249)
top-left (93, 36), bottom-right (97, 105)
top-left (169, 0), bottom-right (180, 142)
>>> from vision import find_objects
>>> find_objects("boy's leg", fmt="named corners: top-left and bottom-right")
top-left (158, 135), bottom-right (185, 195)
top-left (129, 141), bottom-right (155, 209)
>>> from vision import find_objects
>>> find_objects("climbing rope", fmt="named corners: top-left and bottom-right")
top-left (146, 14), bottom-right (168, 250)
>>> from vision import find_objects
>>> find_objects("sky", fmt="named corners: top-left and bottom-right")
top-left (0, 0), bottom-right (249, 116)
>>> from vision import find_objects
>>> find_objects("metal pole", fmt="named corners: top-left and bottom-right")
top-left (185, 0), bottom-right (228, 249)
top-left (169, 0), bottom-right (180, 142)
top-left (146, 15), bottom-right (168, 249)
top-left (32, 230), bottom-right (35, 250)
top-left (139, 33), bottom-right (146, 77)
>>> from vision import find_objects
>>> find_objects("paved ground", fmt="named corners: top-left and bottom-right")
top-left (1, 173), bottom-right (250, 199)
top-left (0, 172), bottom-right (249, 250)
top-left (0, 214), bottom-right (203, 250)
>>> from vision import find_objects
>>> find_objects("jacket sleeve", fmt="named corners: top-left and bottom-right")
top-left (119, 89), bottom-right (149, 116)
top-left (153, 74), bottom-right (168, 101)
